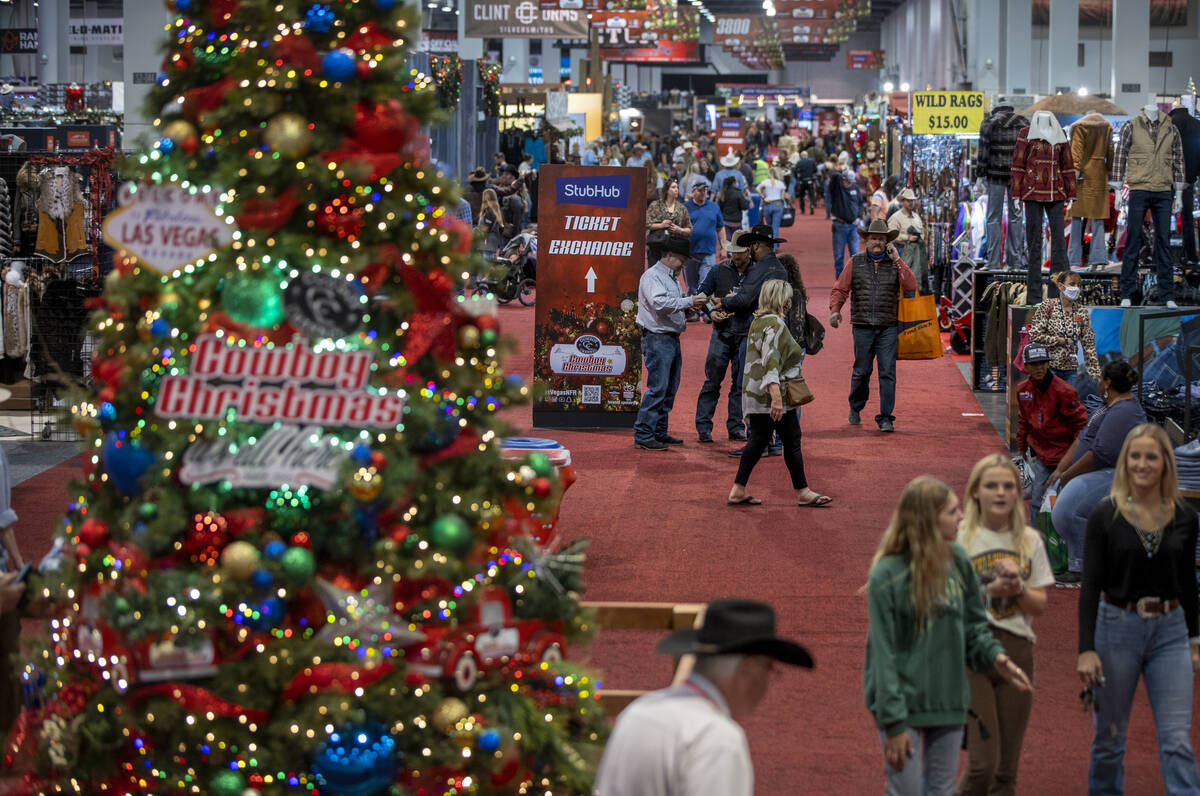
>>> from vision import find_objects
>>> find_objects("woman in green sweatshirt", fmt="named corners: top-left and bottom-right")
top-left (864, 475), bottom-right (1033, 796)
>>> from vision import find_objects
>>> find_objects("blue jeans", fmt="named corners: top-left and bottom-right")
top-left (1050, 467), bottom-right (1114, 573)
top-left (1120, 190), bottom-right (1175, 303)
top-left (1027, 455), bottom-right (1054, 522)
top-left (832, 221), bottom-right (859, 278)
top-left (1070, 217), bottom-right (1109, 267)
top-left (878, 725), bottom-right (964, 796)
top-left (634, 332), bottom-right (682, 444)
top-left (1089, 604), bottom-right (1200, 795)
top-left (761, 200), bottom-right (784, 241)
top-left (695, 329), bottom-right (745, 436)
top-left (850, 325), bottom-right (899, 424)
top-left (684, 252), bottom-right (716, 295)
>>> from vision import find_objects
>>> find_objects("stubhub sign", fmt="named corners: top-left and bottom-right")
top-left (555, 174), bottom-right (630, 209)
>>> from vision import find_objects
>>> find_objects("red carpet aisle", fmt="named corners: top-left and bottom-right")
top-left (499, 210), bottom-right (1200, 794)
top-left (3, 211), bottom-right (1195, 792)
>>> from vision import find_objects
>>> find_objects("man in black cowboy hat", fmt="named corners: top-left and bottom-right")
top-left (635, 234), bottom-right (708, 451)
top-left (828, 218), bottom-right (917, 433)
top-left (594, 599), bottom-right (812, 796)
top-left (716, 224), bottom-right (788, 453)
top-left (463, 167), bottom-right (489, 221)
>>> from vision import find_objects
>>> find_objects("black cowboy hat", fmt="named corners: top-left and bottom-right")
top-left (740, 223), bottom-right (786, 246)
top-left (659, 234), bottom-right (692, 257)
top-left (657, 598), bottom-right (813, 667)
top-left (468, 167), bottom-right (489, 182)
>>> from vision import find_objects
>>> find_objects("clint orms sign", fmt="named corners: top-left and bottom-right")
top-left (534, 166), bottom-right (646, 429)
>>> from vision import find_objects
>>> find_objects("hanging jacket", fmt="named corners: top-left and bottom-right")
top-left (1011, 127), bottom-right (1078, 202)
top-left (1168, 108), bottom-right (1200, 184)
top-left (977, 106), bottom-right (1029, 181)
top-left (1069, 113), bottom-right (1114, 219)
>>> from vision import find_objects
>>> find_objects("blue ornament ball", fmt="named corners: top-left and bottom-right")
top-left (175, 0), bottom-right (191, 11)
top-left (351, 444), bottom-right (372, 464)
top-left (477, 729), bottom-right (502, 753)
top-left (263, 539), bottom-right (288, 560)
top-left (250, 596), bottom-right (285, 630)
top-left (157, 137), bottom-right (175, 154)
top-left (375, 0), bottom-right (395, 9)
top-left (149, 318), bottom-right (170, 338)
top-left (313, 723), bottom-right (396, 794)
top-left (304, 3), bottom-right (335, 32)
top-left (98, 402), bottom-right (117, 424)
top-left (101, 432), bottom-right (156, 498)
top-left (504, 373), bottom-right (525, 390)
top-left (322, 48), bottom-right (357, 83)
top-left (251, 568), bottom-right (274, 589)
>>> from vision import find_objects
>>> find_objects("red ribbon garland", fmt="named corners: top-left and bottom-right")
top-left (129, 682), bottom-right (270, 723)
top-left (282, 661), bottom-right (396, 701)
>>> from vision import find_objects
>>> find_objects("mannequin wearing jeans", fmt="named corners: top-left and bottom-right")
top-left (978, 104), bottom-right (1030, 272)
top-left (1010, 112), bottom-right (1076, 305)
top-left (1115, 105), bottom-right (1185, 308)
top-left (1067, 112), bottom-right (1115, 269)
top-left (1077, 425), bottom-right (1200, 795)
top-left (1049, 362), bottom-right (1146, 582)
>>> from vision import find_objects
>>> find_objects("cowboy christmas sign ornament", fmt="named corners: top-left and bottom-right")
top-left (102, 182), bottom-right (233, 274)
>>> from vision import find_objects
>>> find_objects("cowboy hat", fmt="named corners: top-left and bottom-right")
top-left (657, 234), bottom-right (692, 257)
top-left (897, 188), bottom-right (917, 201)
top-left (468, 167), bottom-right (488, 182)
top-left (719, 150), bottom-right (739, 168)
top-left (863, 218), bottom-right (900, 241)
top-left (741, 223), bottom-right (786, 246)
top-left (722, 229), bottom-right (751, 253)
top-left (657, 598), bottom-right (813, 668)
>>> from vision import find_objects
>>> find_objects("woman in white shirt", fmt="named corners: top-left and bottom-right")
top-left (956, 453), bottom-right (1052, 796)
top-left (756, 165), bottom-right (791, 241)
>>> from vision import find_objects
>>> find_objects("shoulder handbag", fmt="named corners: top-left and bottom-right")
top-left (781, 203), bottom-right (796, 227)
top-left (783, 375), bottom-right (814, 407)
top-left (803, 313), bottom-right (825, 355)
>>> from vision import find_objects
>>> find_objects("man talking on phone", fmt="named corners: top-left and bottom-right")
top-left (828, 219), bottom-right (917, 433)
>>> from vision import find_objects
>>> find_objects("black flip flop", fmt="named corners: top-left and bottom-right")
top-left (798, 495), bottom-right (833, 508)
top-left (727, 496), bottom-right (762, 506)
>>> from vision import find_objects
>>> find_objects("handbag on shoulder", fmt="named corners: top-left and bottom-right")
top-left (783, 376), bottom-right (814, 407)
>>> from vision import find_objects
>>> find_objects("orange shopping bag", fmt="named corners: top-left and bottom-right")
top-left (897, 294), bottom-right (943, 360)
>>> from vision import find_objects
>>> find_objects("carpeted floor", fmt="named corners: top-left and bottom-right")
top-left (6, 210), bottom-right (1196, 793)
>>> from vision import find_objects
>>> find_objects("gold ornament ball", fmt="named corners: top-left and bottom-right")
top-left (263, 113), bottom-right (313, 159)
top-left (220, 541), bottom-right (261, 579)
top-left (162, 119), bottom-right (198, 144)
top-left (347, 466), bottom-right (383, 501)
top-left (457, 325), bottom-right (481, 348)
top-left (432, 697), bottom-right (470, 732)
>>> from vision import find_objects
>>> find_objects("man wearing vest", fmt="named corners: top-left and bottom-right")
top-left (1114, 105), bottom-right (1186, 308)
top-left (828, 219), bottom-right (918, 433)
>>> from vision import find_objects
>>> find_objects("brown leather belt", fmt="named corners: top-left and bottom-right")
top-left (1102, 594), bottom-right (1180, 617)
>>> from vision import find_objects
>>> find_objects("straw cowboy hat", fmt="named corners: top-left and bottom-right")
top-left (720, 150), bottom-right (740, 168)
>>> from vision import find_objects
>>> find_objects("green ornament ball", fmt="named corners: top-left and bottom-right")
top-left (400, 533), bottom-right (422, 555)
top-left (138, 503), bottom-right (157, 520)
top-left (480, 328), bottom-right (498, 346)
top-left (526, 452), bottom-right (554, 479)
top-left (221, 271), bottom-right (285, 328)
top-left (209, 770), bottom-right (245, 796)
top-left (280, 546), bottom-right (316, 583)
top-left (429, 515), bottom-right (472, 555)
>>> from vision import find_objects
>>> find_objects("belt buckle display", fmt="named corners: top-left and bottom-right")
top-left (1136, 597), bottom-right (1163, 618)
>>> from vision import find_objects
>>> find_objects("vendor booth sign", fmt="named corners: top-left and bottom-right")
top-left (534, 166), bottom-right (645, 428)
top-left (716, 117), bottom-right (745, 151)
top-left (102, 183), bottom-right (233, 274)
top-left (463, 0), bottom-right (588, 38)
top-left (911, 91), bottom-right (986, 135)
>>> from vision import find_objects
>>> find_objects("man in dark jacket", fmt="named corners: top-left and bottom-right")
top-left (825, 159), bottom-right (864, 278)
top-left (828, 219), bottom-right (918, 433)
top-left (978, 103), bottom-right (1030, 271)
top-left (694, 231), bottom-right (754, 443)
top-left (1016, 343), bottom-right (1088, 519)
top-left (792, 151), bottom-right (819, 215)
top-left (717, 224), bottom-right (788, 455)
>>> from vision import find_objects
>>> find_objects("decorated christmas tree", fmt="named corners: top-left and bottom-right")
top-left (7, 0), bottom-right (605, 793)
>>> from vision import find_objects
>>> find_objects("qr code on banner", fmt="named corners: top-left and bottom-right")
top-left (582, 385), bottom-right (601, 404)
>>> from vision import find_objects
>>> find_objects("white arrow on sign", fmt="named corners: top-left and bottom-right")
top-left (585, 267), bottom-right (597, 293)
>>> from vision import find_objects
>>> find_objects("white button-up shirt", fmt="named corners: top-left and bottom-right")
top-left (636, 261), bottom-right (691, 334)
top-left (594, 674), bottom-right (753, 796)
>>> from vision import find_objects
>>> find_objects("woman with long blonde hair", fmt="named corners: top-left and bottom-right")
top-left (1077, 424), bottom-right (1200, 794)
top-left (476, 188), bottom-right (506, 257)
top-left (865, 476), bottom-right (1031, 796)
top-left (956, 455), bottom-right (1052, 796)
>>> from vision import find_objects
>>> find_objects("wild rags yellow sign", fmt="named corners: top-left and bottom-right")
top-left (911, 91), bottom-right (986, 135)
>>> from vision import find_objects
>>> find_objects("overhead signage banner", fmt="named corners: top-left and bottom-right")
top-left (68, 19), bottom-right (123, 45)
top-left (534, 165), bottom-right (646, 429)
top-left (463, 0), bottom-right (588, 38)
top-left (716, 83), bottom-right (809, 99)
top-left (420, 31), bottom-right (458, 53)
top-left (591, 10), bottom-right (650, 48)
top-left (846, 48), bottom-right (883, 69)
top-left (911, 91), bottom-right (986, 134)
top-left (712, 14), bottom-right (766, 46)
top-left (0, 29), bottom-right (38, 54)
top-left (600, 40), bottom-right (700, 63)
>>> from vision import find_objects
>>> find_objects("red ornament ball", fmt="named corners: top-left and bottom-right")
top-left (531, 477), bottom-right (552, 498)
top-left (75, 543), bottom-right (92, 559)
top-left (593, 320), bottom-right (612, 337)
top-left (387, 524), bottom-right (411, 543)
top-left (474, 314), bottom-right (498, 332)
top-left (291, 531), bottom-right (312, 549)
top-left (185, 512), bottom-right (230, 564)
top-left (356, 60), bottom-right (372, 79)
top-left (78, 518), bottom-right (110, 546)
top-left (315, 196), bottom-right (364, 240)
top-left (370, 451), bottom-right (387, 470)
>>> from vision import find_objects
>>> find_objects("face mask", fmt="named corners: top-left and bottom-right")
top-left (1063, 286), bottom-right (1081, 301)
